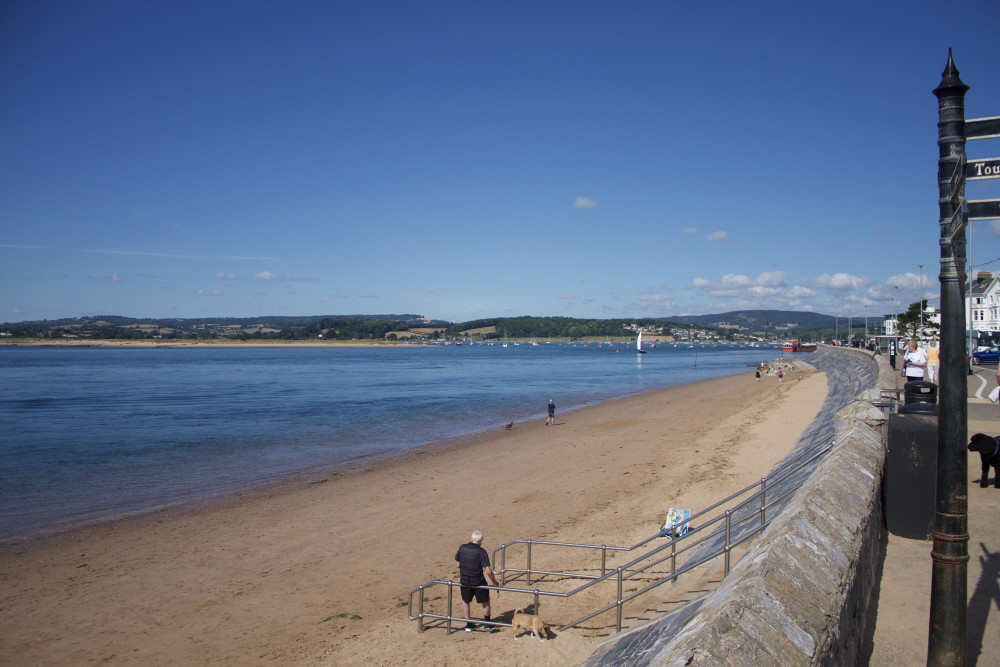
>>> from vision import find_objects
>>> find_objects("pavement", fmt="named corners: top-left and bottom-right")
top-left (866, 363), bottom-right (1000, 666)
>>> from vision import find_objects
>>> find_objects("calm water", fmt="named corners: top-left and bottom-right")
top-left (0, 343), bottom-right (785, 542)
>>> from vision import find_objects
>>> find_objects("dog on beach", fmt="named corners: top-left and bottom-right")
top-left (511, 608), bottom-right (550, 641)
top-left (505, 420), bottom-right (514, 431)
top-left (968, 433), bottom-right (1000, 488)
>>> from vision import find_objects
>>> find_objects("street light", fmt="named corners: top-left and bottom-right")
top-left (894, 286), bottom-right (899, 338)
top-left (920, 266), bottom-right (925, 327)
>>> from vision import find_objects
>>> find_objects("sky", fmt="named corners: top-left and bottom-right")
top-left (2, 1), bottom-right (999, 324)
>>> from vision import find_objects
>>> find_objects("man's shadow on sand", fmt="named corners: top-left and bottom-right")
top-left (968, 541), bottom-right (1000, 666)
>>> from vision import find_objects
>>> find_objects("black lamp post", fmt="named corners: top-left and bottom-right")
top-left (928, 48), bottom-right (969, 667)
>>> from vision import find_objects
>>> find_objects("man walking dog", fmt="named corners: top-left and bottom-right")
top-left (455, 530), bottom-right (501, 632)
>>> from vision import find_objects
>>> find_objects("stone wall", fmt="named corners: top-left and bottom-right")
top-left (581, 348), bottom-right (895, 666)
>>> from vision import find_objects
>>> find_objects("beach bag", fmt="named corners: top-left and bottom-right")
top-left (659, 508), bottom-right (691, 538)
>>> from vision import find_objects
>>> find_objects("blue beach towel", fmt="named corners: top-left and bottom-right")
top-left (659, 508), bottom-right (691, 538)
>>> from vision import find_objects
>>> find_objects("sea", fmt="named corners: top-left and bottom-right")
top-left (0, 342), bottom-right (785, 543)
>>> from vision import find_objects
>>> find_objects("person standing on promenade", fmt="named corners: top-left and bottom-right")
top-left (926, 340), bottom-right (940, 384)
top-left (546, 399), bottom-right (556, 426)
top-left (904, 341), bottom-right (928, 382)
top-left (455, 530), bottom-right (501, 632)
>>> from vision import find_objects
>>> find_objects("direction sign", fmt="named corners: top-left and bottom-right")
top-left (968, 199), bottom-right (1000, 221)
top-left (968, 158), bottom-right (1000, 181)
top-left (967, 115), bottom-right (1000, 140)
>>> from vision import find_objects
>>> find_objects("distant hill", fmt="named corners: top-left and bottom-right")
top-left (662, 310), bottom-right (844, 333)
top-left (1, 310), bottom-right (868, 341)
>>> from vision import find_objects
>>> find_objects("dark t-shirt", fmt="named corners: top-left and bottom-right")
top-left (455, 542), bottom-right (490, 586)
top-left (548, 402), bottom-right (555, 415)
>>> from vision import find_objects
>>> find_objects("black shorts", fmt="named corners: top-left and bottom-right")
top-left (460, 582), bottom-right (489, 604)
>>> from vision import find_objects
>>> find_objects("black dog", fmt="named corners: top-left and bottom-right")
top-left (968, 433), bottom-right (1000, 488)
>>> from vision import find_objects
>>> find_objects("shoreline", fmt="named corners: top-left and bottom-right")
top-left (0, 373), bottom-right (774, 548)
top-left (0, 365), bottom-right (828, 665)
top-left (0, 338), bottom-right (780, 348)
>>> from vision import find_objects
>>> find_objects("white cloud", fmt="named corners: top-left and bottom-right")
top-left (679, 227), bottom-right (698, 235)
top-left (706, 231), bottom-right (730, 242)
top-left (197, 289), bottom-right (222, 296)
top-left (573, 196), bottom-right (597, 209)
top-left (812, 272), bottom-right (872, 291)
top-left (721, 274), bottom-right (752, 288)
top-left (882, 272), bottom-right (920, 290)
top-left (214, 273), bottom-right (240, 280)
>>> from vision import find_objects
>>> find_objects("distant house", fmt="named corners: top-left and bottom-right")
top-left (883, 314), bottom-right (899, 336)
top-left (967, 271), bottom-right (1000, 335)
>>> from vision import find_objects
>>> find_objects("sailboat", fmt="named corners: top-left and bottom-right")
top-left (637, 330), bottom-right (646, 354)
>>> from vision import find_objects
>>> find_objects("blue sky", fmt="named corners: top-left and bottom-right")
top-left (2, 1), bottom-right (999, 324)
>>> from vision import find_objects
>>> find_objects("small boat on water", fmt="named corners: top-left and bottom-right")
top-left (637, 330), bottom-right (646, 354)
top-left (782, 339), bottom-right (799, 353)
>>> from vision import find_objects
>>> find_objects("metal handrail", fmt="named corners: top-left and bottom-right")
top-left (407, 434), bottom-right (835, 634)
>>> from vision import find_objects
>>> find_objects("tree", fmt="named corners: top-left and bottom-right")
top-left (897, 300), bottom-right (939, 340)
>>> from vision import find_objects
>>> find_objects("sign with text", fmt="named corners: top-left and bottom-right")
top-left (968, 158), bottom-right (1000, 180)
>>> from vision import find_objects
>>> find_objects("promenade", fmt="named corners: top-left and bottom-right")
top-left (867, 362), bottom-right (1000, 666)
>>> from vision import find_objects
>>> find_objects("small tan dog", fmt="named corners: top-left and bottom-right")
top-left (511, 608), bottom-right (550, 641)
top-left (504, 420), bottom-right (514, 431)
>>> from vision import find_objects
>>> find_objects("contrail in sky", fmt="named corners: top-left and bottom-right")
top-left (0, 243), bottom-right (277, 261)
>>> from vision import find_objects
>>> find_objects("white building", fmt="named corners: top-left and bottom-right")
top-left (967, 271), bottom-right (1000, 335)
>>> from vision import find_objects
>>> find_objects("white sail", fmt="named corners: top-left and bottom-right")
top-left (637, 330), bottom-right (643, 351)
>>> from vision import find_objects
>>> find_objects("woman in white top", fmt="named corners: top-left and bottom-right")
top-left (904, 341), bottom-right (928, 381)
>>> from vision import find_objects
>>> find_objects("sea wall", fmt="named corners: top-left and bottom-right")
top-left (581, 347), bottom-right (895, 666)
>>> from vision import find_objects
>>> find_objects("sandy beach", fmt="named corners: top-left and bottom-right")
top-left (0, 365), bottom-right (827, 666)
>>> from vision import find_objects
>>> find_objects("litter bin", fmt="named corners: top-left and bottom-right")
top-left (898, 401), bottom-right (939, 415)
top-left (885, 412), bottom-right (937, 539)
top-left (903, 380), bottom-right (938, 405)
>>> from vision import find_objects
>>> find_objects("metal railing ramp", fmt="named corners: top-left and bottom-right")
top-left (407, 434), bottom-right (834, 637)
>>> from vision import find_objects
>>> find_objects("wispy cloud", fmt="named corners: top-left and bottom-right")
top-left (706, 231), bottom-right (730, 242)
top-left (679, 227), bottom-right (698, 235)
top-left (573, 196), bottom-right (598, 209)
top-left (0, 243), bottom-right (277, 261)
top-left (197, 289), bottom-right (223, 296)
top-left (255, 271), bottom-right (317, 283)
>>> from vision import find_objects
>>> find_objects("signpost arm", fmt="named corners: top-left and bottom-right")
top-left (929, 49), bottom-right (970, 667)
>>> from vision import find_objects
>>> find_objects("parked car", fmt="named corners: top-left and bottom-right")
top-left (972, 346), bottom-right (1000, 365)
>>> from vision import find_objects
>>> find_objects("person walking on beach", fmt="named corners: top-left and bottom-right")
top-left (455, 530), bottom-right (501, 632)
top-left (546, 399), bottom-right (556, 426)
top-left (926, 340), bottom-right (940, 384)
top-left (777, 368), bottom-right (783, 382)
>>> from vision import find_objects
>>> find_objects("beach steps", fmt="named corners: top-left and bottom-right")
top-left (492, 539), bottom-right (751, 640)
